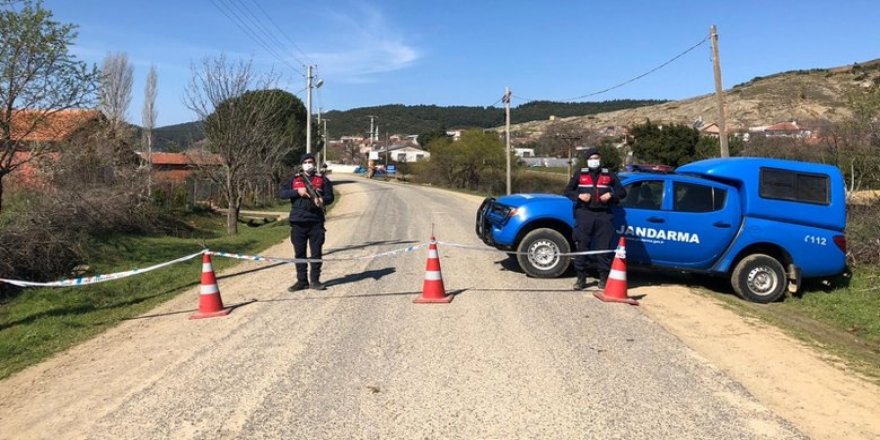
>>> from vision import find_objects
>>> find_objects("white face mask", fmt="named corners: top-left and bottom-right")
top-left (302, 163), bottom-right (316, 173)
top-left (587, 159), bottom-right (601, 169)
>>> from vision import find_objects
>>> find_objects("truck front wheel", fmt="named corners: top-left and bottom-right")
top-left (516, 228), bottom-right (571, 278)
top-left (731, 254), bottom-right (788, 303)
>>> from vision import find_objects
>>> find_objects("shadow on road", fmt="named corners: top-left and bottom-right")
top-left (328, 179), bottom-right (355, 186)
top-left (492, 255), bottom-right (747, 300)
top-left (323, 267), bottom-right (396, 287)
top-left (216, 262), bottom-right (287, 281)
top-left (259, 290), bottom-right (421, 301)
top-left (124, 299), bottom-right (256, 320)
top-left (323, 240), bottom-right (419, 256)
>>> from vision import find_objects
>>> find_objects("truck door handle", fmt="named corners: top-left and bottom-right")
top-left (647, 217), bottom-right (665, 224)
top-left (713, 221), bottom-right (731, 228)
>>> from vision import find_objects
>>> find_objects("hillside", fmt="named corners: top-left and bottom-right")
top-left (320, 100), bottom-right (666, 137)
top-left (150, 121), bottom-right (203, 151)
top-left (148, 59), bottom-right (880, 149)
top-left (149, 101), bottom-right (663, 150)
top-left (507, 59), bottom-right (880, 137)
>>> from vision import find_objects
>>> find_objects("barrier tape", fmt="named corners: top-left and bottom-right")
top-left (0, 250), bottom-right (207, 288)
top-left (436, 241), bottom-right (615, 257)
top-left (0, 239), bottom-right (618, 288)
top-left (208, 242), bottom-right (428, 264)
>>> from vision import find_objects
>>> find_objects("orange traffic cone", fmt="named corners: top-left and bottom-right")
top-left (190, 253), bottom-right (232, 319)
top-left (414, 237), bottom-right (453, 304)
top-left (593, 237), bottom-right (638, 306)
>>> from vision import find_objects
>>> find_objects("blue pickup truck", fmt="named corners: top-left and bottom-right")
top-left (475, 158), bottom-right (848, 303)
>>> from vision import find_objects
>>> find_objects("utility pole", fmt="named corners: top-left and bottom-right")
top-left (711, 25), bottom-right (729, 158)
top-left (384, 130), bottom-right (389, 181)
top-left (315, 106), bottom-right (322, 164)
top-left (322, 118), bottom-right (330, 165)
top-left (306, 65), bottom-right (313, 154)
top-left (503, 87), bottom-right (512, 195)
top-left (367, 115), bottom-right (376, 150)
top-left (305, 65), bottom-right (324, 155)
top-left (555, 134), bottom-right (583, 176)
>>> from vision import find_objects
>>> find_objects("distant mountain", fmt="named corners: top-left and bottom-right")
top-left (507, 59), bottom-right (880, 137)
top-left (150, 121), bottom-right (203, 151)
top-left (321, 101), bottom-right (667, 138)
top-left (147, 58), bottom-right (880, 149)
top-left (149, 100), bottom-right (665, 149)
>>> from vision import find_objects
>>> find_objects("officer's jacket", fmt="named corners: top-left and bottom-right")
top-left (563, 168), bottom-right (626, 211)
top-left (279, 172), bottom-right (334, 223)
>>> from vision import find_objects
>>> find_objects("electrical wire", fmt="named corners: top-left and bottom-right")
top-left (562, 35), bottom-right (710, 101)
top-left (227, 0), bottom-right (299, 60)
top-left (210, 0), bottom-right (305, 76)
top-left (248, 0), bottom-right (313, 66)
top-left (511, 94), bottom-right (538, 103)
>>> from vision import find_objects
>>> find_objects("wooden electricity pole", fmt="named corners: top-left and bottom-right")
top-left (711, 25), bottom-right (729, 157)
top-left (503, 87), bottom-right (512, 195)
top-left (555, 134), bottom-right (583, 176)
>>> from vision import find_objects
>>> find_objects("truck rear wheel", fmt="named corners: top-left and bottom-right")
top-left (731, 254), bottom-right (787, 303)
top-left (516, 228), bottom-right (571, 278)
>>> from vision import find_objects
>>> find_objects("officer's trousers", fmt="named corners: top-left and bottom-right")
top-left (290, 221), bottom-right (325, 282)
top-left (572, 210), bottom-right (614, 275)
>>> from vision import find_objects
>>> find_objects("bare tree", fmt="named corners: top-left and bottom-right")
top-left (183, 56), bottom-right (289, 234)
top-left (339, 139), bottom-right (363, 164)
top-left (0, 0), bottom-right (99, 211)
top-left (142, 64), bottom-right (157, 196)
top-left (99, 52), bottom-right (133, 129)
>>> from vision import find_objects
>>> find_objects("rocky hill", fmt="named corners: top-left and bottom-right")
top-left (508, 59), bottom-right (880, 137)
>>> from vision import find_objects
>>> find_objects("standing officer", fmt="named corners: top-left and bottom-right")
top-left (563, 147), bottom-right (626, 290)
top-left (280, 153), bottom-right (334, 291)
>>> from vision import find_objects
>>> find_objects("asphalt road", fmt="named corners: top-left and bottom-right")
top-left (0, 176), bottom-right (804, 439)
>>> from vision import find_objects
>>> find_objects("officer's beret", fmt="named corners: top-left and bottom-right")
top-left (581, 147), bottom-right (600, 158)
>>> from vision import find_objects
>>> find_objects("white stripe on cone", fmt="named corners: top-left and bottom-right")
top-left (202, 263), bottom-right (214, 272)
top-left (428, 249), bottom-right (438, 258)
top-left (424, 271), bottom-right (442, 281)
top-left (609, 268), bottom-right (626, 281)
top-left (200, 284), bottom-right (219, 294)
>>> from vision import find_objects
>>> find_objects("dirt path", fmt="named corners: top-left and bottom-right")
top-left (634, 283), bottom-right (880, 439)
top-left (0, 176), bottom-right (877, 438)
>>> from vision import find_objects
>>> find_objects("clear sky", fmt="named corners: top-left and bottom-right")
top-left (40, 0), bottom-right (880, 127)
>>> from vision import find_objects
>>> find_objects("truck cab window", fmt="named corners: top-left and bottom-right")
top-left (674, 182), bottom-right (726, 212)
top-left (621, 180), bottom-right (664, 210)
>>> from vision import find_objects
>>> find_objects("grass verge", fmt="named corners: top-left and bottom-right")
top-left (697, 267), bottom-right (880, 383)
top-left (0, 214), bottom-right (290, 380)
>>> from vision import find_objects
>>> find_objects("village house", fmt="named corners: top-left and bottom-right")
top-left (513, 147), bottom-right (535, 158)
top-left (445, 129), bottom-right (465, 141)
top-left (761, 121), bottom-right (812, 138)
top-left (374, 143), bottom-right (431, 163)
top-left (4, 108), bottom-right (105, 188)
top-left (136, 150), bottom-right (223, 183)
top-left (747, 121), bottom-right (812, 138)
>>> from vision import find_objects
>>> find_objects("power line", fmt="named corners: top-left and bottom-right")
top-left (511, 94), bottom-right (537, 103)
top-left (563, 35), bottom-right (710, 101)
top-left (228, 0), bottom-right (296, 58)
top-left (209, 0), bottom-right (305, 76)
top-left (221, 0), bottom-right (305, 74)
top-left (247, 0), bottom-right (313, 66)
top-left (229, 0), bottom-right (309, 67)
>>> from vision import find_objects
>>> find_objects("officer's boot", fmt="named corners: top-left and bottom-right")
top-left (309, 275), bottom-right (326, 291)
top-left (573, 271), bottom-right (588, 290)
top-left (597, 272), bottom-right (609, 291)
top-left (287, 279), bottom-right (309, 292)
